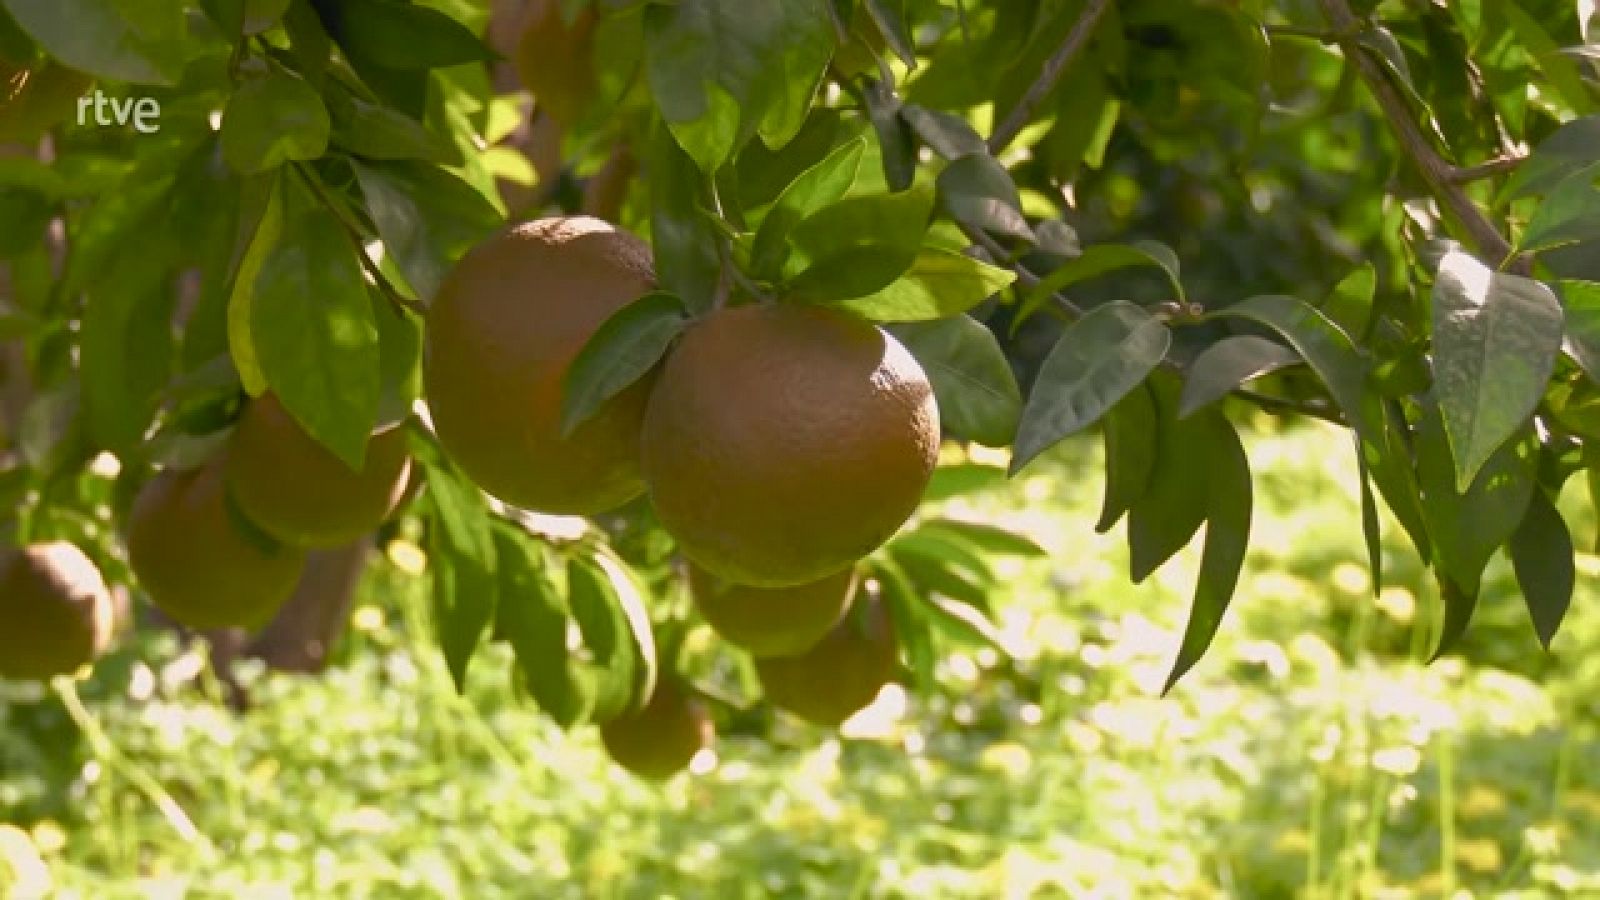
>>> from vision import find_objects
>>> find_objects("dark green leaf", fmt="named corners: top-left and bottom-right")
top-left (1012, 302), bottom-right (1171, 475)
top-left (1432, 251), bottom-right (1563, 491)
top-left (900, 104), bottom-right (985, 160)
top-left (328, 89), bottom-right (457, 163)
top-left (221, 71), bottom-right (331, 173)
top-left (1017, 241), bottom-right (1185, 324)
top-left (828, 248), bottom-right (1014, 322)
top-left (644, 0), bottom-right (835, 171)
top-left (492, 525), bottom-right (590, 728)
top-left (1164, 410), bottom-right (1251, 692)
top-left (81, 244), bottom-right (174, 453)
top-left (648, 126), bottom-right (721, 312)
top-left (1508, 488), bottom-right (1574, 651)
top-left (937, 153), bottom-right (1033, 241)
top-left (863, 78), bottom-right (915, 191)
top-left (1560, 280), bottom-right (1600, 384)
top-left (352, 159), bottom-right (503, 304)
top-left (324, 0), bottom-right (490, 70)
top-left (415, 441), bottom-right (498, 693)
top-left (1502, 115), bottom-right (1600, 200)
top-left (1096, 381), bottom-right (1157, 534)
top-left (889, 314), bottom-right (1021, 446)
top-left (567, 552), bottom-right (657, 721)
top-left (1416, 399), bottom-right (1536, 596)
top-left (1127, 377), bottom-right (1210, 583)
top-left (1178, 335), bottom-right (1301, 418)
top-left (864, 0), bottom-right (915, 68)
top-left (750, 137), bottom-right (865, 281)
top-left (923, 462), bottom-right (1007, 502)
top-left (561, 292), bottom-right (686, 436)
top-left (1357, 447), bottom-right (1383, 596)
top-left (1432, 572), bottom-right (1478, 662)
top-left (919, 518), bottom-right (1045, 558)
top-left (874, 557), bottom-right (935, 692)
top-left (1521, 166), bottom-right (1600, 253)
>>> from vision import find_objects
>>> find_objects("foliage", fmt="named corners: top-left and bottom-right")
top-left (3, 0), bottom-right (1600, 786)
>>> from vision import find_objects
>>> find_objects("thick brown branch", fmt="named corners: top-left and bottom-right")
top-left (987, 0), bottom-right (1113, 155)
top-left (1316, 0), bottom-right (1516, 264)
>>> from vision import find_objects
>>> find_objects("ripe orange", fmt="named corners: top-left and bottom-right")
top-left (425, 217), bottom-right (656, 514)
top-left (0, 543), bottom-right (113, 681)
top-left (598, 677), bottom-right (712, 779)
top-left (225, 393), bottom-right (411, 547)
top-left (755, 594), bottom-right (898, 728)
top-left (641, 303), bottom-right (939, 587)
top-left (127, 458), bottom-right (306, 631)
top-left (690, 564), bottom-right (856, 658)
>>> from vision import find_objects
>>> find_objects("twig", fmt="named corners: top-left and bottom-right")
top-left (988, 0), bottom-right (1113, 155)
top-left (290, 163), bottom-right (428, 318)
top-left (1233, 389), bottom-right (1346, 426)
top-left (1447, 154), bottom-right (1525, 184)
top-left (1316, 0), bottom-right (1518, 266)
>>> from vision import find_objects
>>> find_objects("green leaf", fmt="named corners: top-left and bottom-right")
top-left (1432, 251), bottom-right (1563, 491)
top-left (1127, 377), bottom-right (1211, 583)
top-left (561, 292), bottom-right (686, 437)
top-left (2, 0), bottom-right (183, 84)
top-left (1096, 381), bottom-right (1157, 534)
top-left (828, 247), bottom-right (1014, 322)
top-left (246, 180), bottom-right (382, 470)
top-left (1011, 302), bottom-right (1171, 475)
top-left (1320, 263), bottom-right (1376, 341)
top-left (863, 0), bottom-right (915, 68)
top-left (889, 543), bottom-right (992, 611)
top-left (785, 186), bottom-right (934, 300)
top-left (936, 153), bottom-right (1034, 241)
top-left (416, 440), bottom-right (498, 693)
top-left (1502, 115), bottom-right (1600, 200)
top-left (889, 313), bottom-right (1021, 446)
top-left (873, 557), bottom-right (935, 693)
top-left (1520, 166), bottom-right (1600, 253)
top-left (863, 78), bottom-right (915, 192)
top-left (644, 0), bottom-right (835, 171)
top-left (900, 104), bottom-right (985, 160)
top-left (321, 0), bottom-right (490, 70)
top-left (1559, 280), bottom-right (1600, 384)
top-left (923, 462), bottom-right (1006, 502)
top-left (492, 525), bottom-right (590, 729)
top-left (567, 552), bottom-right (657, 721)
top-left (918, 518), bottom-right (1045, 558)
top-left (1164, 410), bottom-right (1252, 692)
top-left (1357, 448), bottom-right (1383, 596)
top-left (221, 71), bottom-right (331, 173)
top-left (648, 126), bottom-right (721, 312)
top-left (1508, 488), bottom-right (1574, 651)
top-left (750, 137), bottom-right (865, 281)
top-left (1416, 399), bottom-right (1536, 597)
top-left (352, 159), bottom-right (503, 305)
top-left (1432, 573), bottom-right (1478, 662)
top-left (226, 173), bottom-right (287, 397)
top-left (81, 243), bottom-right (174, 453)
top-left (1178, 335), bottom-right (1301, 418)
top-left (1017, 241), bottom-right (1185, 325)
top-left (328, 89), bottom-right (458, 163)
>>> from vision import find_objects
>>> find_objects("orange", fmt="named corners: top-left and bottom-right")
top-left (690, 564), bottom-right (855, 658)
top-left (425, 217), bottom-right (656, 514)
top-left (641, 303), bottom-right (939, 587)
top-left (598, 676), bottom-right (712, 779)
top-left (127, 458), bottom-right (306, 631)
top-left (756, 594), bottom-right (898, 728)
top-left (0, 543), bottom-right (113, 681)
top-left (225, 392), bottom-right (411, 547)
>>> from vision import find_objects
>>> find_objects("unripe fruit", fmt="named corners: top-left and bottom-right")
top-left (225, 393), bottom-right (411, 547)
top-left (425, 216), bottom-right (656, 515)
top-left (756, 595), bottom-right (898, 728)
top-left (127, 459), bottom-right (306, 631)
top-left (690, 564), bottom-right (856, 658)
top-left (0, 543), bottom-right (113, 681)
top-left (598, 677), bottom-right (712, 780)
top-left (641, 303), bottom-right (939, 587)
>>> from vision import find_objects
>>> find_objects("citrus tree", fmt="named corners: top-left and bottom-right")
top-left (1, 0), bottom-right (1598, 778)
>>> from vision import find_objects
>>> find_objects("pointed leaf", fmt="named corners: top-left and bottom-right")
top-left (1432, 251), bottom-right (1563, 490)
top-left (416, 441), bottom-right (497, 692)
top-left (1178, 335), bottom-right (1301, 418)
top-left (1520, 165), bottom-right (1600, 253)
top-left (561, 292), bottom-right (686, 436)
top-left (1017, 241), bottom-right (1185, 325)
top-left (889, 314), bottom-right (1021, 446)
top-left (492, 525), bottom-right (590, 728)
top-left (829, 248), bottom-right (1014, 322)
top-left (353, 159), bottom-right (504, 305)
top-left (1502, 115), bottom-right (1600, 200)
top-left (786, 186), bottom-right (934, 300)
top-left (936, 153), bottom-right (1034, 241)
top-left (220, 71), bottom-right (331, 173)
top-left (750, 137), bottom-right (865, 280)
top-left (1011, 302), bottom-right (1171, 474)
top-left (1128, 377), bottom-right (1210, 583)
top-left (918, 518), bottom-right (1045, 558)
top-left (1096, 382), bottom-right (1157, 533)
top-left (874, 557), bottom-right (935, 693)
top-left (1508, 488), bottom-right (1574, 650)
top-left (900, 104), bottom-right (985, 160)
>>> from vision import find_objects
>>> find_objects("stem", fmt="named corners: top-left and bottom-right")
top-left (1316, 0), bottom-right (1518, 266)
top-left (987, 0), bottom-right (1113, 155)
top-left (1448, 154), bottom-right (1525, 184)
top-left (290, 163), bottom-right (427, 318)
top-left (53, 678), bottom-right (217, 858)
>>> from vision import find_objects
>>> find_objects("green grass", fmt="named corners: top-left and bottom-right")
top-left (5, 419), bottom-right (1600, 898)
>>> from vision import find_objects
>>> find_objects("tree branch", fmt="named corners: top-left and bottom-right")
top-left (1447, 154), bottom-right (1524, 184)
top-left (291, 163), bottom-right (427, 318)
top-left (988, 0), bottom-right (1113, 155)
top-left (1316, 0), bottom-right (1517, 265)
